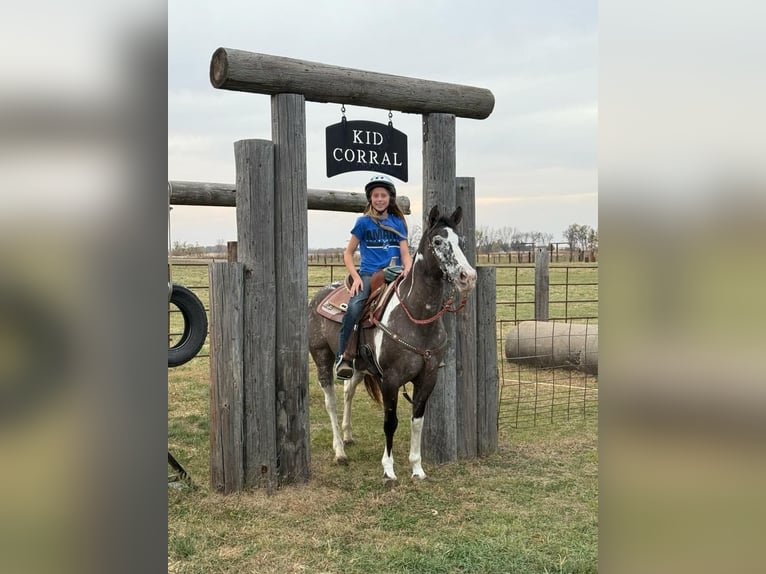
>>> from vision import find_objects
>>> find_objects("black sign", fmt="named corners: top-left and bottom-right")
top-left (326, 120), bottom-right (408, 181)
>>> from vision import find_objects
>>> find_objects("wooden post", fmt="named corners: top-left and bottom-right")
top-left (455, 177), bottom-right (477, 459)
top-left (209, 262), bottom-right (244, 493)
top-left (535, 246), bottom-right (550, 321)
top-left (421, 113), bottom-right (457, 464)
top-left (476, 266), bottom-right (498, 456)
top-left (234, 139), bottom-right (277, 490)
top-left (226, 241), bottom-right (237, 262)
top-left (271, 94), bottom-right (311, 484)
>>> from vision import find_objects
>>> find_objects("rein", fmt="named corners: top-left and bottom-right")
top-left (394, 280), bottom-right (468, 325)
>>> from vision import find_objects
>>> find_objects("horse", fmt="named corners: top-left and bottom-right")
top-left (308, 205), bottom-right (477, 480)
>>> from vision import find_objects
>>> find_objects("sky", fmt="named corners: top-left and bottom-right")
top-left (168, 0), bottom-right (597, 249)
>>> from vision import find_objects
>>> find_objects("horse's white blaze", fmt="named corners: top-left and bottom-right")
top-left (321, 384), bottom-right (347, 461)
top-left (443, 228), bottom-right (476, 287)
top-left (382, 447), bottom-right (397, 480)
top-left (409, 416), bottom-right (426, 479)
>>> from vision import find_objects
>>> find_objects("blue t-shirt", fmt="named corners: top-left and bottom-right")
top-left (351, 214), bottom-right (407, 274)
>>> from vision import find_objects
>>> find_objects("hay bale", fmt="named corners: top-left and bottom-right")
top-left (504, 321), bottom-right (598, 375)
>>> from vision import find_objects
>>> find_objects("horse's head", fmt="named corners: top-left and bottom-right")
top-left (421, 205), bottom-right (477, 293)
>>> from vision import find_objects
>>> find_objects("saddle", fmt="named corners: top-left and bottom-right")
top-left (316, 269), bottom-right (401, 328)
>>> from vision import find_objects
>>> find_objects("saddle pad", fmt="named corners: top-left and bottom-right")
top-left (316, 275), bottom-right (400, 328)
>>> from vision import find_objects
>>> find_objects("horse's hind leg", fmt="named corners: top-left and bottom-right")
top-left (313, 348), bottom-right (348, 464)
top-left (341, 371), bottom-right (363, 445)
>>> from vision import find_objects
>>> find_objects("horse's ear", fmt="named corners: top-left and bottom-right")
top-left (451, 206), bottom-right (463, 226)
top-left (428, 205), bottom-right (440, 227)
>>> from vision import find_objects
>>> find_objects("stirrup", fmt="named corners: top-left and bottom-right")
top-left (334, 357), bottom-right (353, 380)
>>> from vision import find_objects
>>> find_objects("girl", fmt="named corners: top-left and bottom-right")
top-left (335, 174), bottom-right (412, 379)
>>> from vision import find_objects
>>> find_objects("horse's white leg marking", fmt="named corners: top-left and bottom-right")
top-left (409, 416), bottom-right (427, 479)
top-left (381, 446), bottom-right (397, 481)
top-left (342, 373), bottom-right (362, 444)
top-left (321, 383), bottom-right (347, 464)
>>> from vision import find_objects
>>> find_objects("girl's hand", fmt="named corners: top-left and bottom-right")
top-left (349, 276), bottom-right (363, 296)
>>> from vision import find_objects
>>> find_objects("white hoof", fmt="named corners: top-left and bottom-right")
top-left (411, 471), bottom-right (427, 480)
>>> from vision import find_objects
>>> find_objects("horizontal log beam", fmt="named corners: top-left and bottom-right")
top-left (168, 180), bottom-right (411, 214)
top-left (209, 48), bottom-right (495, 120)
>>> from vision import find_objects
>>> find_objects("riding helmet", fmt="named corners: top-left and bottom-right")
top-left (364, 174), bottom-right (397, 203)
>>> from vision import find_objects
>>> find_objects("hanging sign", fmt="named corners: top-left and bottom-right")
top-left (325, 120), bottom-right (408, 181)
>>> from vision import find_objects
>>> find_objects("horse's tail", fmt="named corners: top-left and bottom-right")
top-left (363, 374), bottom-right (383, 407)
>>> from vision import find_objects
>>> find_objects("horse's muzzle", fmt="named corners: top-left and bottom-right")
top-left (454, 268), bottom-right (477, 293)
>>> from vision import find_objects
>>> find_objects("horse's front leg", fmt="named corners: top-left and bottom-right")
top-left (380, 383), bottom-right (399, 481)
top-left (341, 372), bottom-right (363, 445)
top-left (409, 372), bottom-right (438, 480)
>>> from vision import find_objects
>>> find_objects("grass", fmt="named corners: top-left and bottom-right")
top-left (168, 260), bottom-right (598, 573)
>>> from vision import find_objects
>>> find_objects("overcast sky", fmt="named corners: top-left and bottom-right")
top-left (168, 0), bottom-right (597, 249)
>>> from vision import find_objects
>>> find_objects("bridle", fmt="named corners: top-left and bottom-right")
top-left (370, 224), bottom-right (469, 362)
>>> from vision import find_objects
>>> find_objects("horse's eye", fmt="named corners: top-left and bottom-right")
top-left (433, 237), bottom-right (443, 246)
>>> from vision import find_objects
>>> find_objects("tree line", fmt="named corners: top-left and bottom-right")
top-left (408, 223), bottom-right (597, 255)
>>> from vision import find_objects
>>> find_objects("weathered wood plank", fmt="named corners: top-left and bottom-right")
top-left (476, 266), bottom-right (498, 456)
top-left (455, 177), bottom-right (477, 459)
top-left (168, 181), bottom-right (412, 215)
top-left (272, 94), bottom-right (311, 484)
top-left (208, 262), bottom-right (245, 493)
top-left (168, 180), bottom-right (412, 214)
top-left (421, 113), bottom-right (458, 465)
top-left (210, 48), bottom-right (495, 120)
top-left (535, 246), bottom-right (550, 321)
top-left (234, 139), bottom-right (277, 491)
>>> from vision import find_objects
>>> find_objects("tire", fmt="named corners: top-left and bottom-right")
top-left (168, 284), bottom-right (208, 368)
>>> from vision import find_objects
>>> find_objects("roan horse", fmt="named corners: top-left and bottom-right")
top-left (308, 205), bottom-right (477, 480)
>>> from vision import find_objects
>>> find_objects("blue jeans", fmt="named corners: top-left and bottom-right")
top-left (338, 273), bottom-right (372, 359)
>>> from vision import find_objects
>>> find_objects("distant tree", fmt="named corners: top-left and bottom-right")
top-left (563, 224), bottom-right (583, 250)
top-left (587, 228), bottom-right (598, 251)
top-left (476, 226), bottom-right (493, 254)
top-left (171, 241), bottom-right (204, 257)
top-left (495, 226), bottom-right (517, 251)
top-left (563, 223), bottom-right (594, 261)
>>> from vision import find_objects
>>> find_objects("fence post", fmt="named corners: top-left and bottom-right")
top-left (535, 246), bottom-right (549, 321)
top-left (234, 139), bottom-right (277, 490)
top-left (476, 266), bottom-right (498, 456)
top-left (456, 177), bottom-right (477, 459)
top-left (421, 112), bottom-right (457, 464)
top-left (209, 262), bottom-right (245, 493)
top-left (271, 93), bottom-right (311, 484)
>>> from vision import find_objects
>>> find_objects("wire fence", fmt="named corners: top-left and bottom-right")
top-left (168, 260), bottom-right (598, 429)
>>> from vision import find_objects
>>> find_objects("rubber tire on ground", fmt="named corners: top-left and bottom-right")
top-left (168, 284), bottom-right (208, 368)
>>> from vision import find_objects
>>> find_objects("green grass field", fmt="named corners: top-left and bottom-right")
top-left (168, 261), bottom-right (598, 573)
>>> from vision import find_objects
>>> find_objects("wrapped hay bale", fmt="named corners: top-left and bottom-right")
top-left (504, 320), bottom-right (598, 375)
